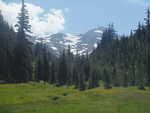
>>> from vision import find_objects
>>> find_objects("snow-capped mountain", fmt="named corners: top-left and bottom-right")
top-left (34, 27), bottom-right (105, 55)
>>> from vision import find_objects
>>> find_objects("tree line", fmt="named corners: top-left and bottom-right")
top-left (0, 0), bottom-right (150, 90)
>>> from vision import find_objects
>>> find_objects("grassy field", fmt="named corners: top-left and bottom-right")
top-left (0, 83), bottom-right (150, 113)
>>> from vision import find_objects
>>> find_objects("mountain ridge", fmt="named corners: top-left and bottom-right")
top-left (34, 27), bottom-right (105, 55)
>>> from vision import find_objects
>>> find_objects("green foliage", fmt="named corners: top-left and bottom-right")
top-left (0, 11), bottom-right (16, 82)
top-left (103, 68), bottom-right (112, 89)
top-left (12, 0), bottom-right (33, 83)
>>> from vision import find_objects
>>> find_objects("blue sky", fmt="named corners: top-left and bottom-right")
top-left (3, 0), bottom-right (150, 35)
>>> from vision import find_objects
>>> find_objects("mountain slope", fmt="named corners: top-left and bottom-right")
top-left (34, 27), bottom-right (105, 55)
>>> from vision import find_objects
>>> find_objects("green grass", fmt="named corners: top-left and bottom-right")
top-left (0, 82), bottom-right (150, 113)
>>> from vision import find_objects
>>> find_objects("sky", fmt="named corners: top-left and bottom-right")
top-left (0, 0), bottom-right (150, 36)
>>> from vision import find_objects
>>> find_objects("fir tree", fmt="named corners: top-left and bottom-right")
top-left (58, 50), bottom-right (67, 86)
top-left (103, 68), bottom-right (112, 89)
top-left (13, 0), bottom-right (33, 82)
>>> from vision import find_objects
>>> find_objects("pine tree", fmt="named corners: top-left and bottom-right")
top-left (103, 68), bottom-right (112, 89)
top-left (0, 11), bottom-right (16, 82)
top-left (35, 57), bottom-right (44, 81)
top-left (16, 0), bottom-right (31, 34)
top-left (88, 65), bottom-right (99, 89)
top-left (50, 61), bottom-right (56, 84)
top-left (73, 67), bottom-right (79, 89)
top-left (145, 8), bottom-right (150, 30)
top-left (137, 62), bottom-right (145, 90)
top-left (147, 53), bottom-right (150, 86)
top-left (13, 0), bottom-right (33, 82)
top-left (112, 67), bottom-right (120, 87)
top-left (101, 23), bottom-right (116, 47)
top-left (123, 72), bottom-right (128, 87)
top-left (43, 45), bottom-right (50, 82)
top-left (79, 73), bottom-right (86, 91)
top-left (58, 50), bottom-right (67, 86)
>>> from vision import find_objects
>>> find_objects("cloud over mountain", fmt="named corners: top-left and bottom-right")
top-left (0, 0), bottom-right (65, 36)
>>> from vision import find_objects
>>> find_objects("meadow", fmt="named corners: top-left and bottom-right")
top-left (0, 82), bottom-right (150, 113)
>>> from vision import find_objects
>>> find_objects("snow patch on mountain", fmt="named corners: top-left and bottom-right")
top-left (63, 34), bottom-right (81, 48)
top-left (94, 30), bottom-right (103, 34)
top-left (96, 37), bottom-right (102, 40)
top-left (33, 27), bottom-right (104, 55)
top-left (65, 34), bottom-right (81, 44)
top-left (51, 46), bottom-right (57, 50)
top-left (94, 43), bottom-right (98, 48)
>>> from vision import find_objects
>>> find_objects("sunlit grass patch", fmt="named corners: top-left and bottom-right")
top-left (83, 88), bottom-right (120, 95)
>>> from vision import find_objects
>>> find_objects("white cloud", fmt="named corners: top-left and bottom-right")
top-left (0, 0), bottom-right (65, 36)
top-left (127, 0), bottom-right (149, 6)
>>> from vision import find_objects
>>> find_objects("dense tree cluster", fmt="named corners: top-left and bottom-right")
top-left (0, 0), bottom-right (150, 90)
top-left (0, 11), bottom-right (16, 82)
top-left (91, 9), bottom-right (150, 89)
